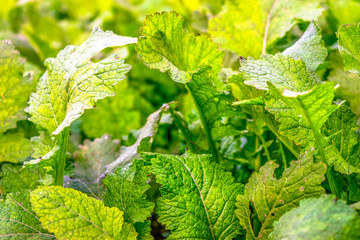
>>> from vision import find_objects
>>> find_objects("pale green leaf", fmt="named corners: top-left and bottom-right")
top-left (136, 11), bottom-right (223, 84)
top-left (0, 40), bottom-right (33, 133)
top-left (242, 54), bottom-right (321, 91)
top-left (103, 159), bottom-right (154, 224)
top-left (282, 21), bottom-right (327, 71)
top-left (27, 27), bottom-right (137, 135)
top-left (0, 133), bottom-right (32, 164)
top-left (0, 164), bottom-right (45, 194)
top-left (30, 186), bottom-right (137, 240)
top-left (209, 0), bottom-right (323, 57)
top-left (0, 190), bottom-right (55, 239)
top-left (148, 152), bottom-right (244, 240)
top-left (270, 195), bottom-right (360, 240)
top-left (338, 24), bottom-right (360, 75)
top-left (236, 150), bottom-right (326, 239)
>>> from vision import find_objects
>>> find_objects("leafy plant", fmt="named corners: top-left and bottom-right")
top-left (1, 1), bottom-right (360, 239)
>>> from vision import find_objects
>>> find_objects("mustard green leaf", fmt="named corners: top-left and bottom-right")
top-left (266, 82), bottom-right (339, 149)
top-left (103, 159), bottom-right (154, 224)
top-left (136, 11), bottom-right (223, 84)
top-left (322, 105), bottom-right (360, 174)
top-left (338, 24), bottom-right (360, 75)
top-left (74, 134), bottom-right (120, 183)
top-left (0, 133), bottom-right (32, 164)
top-left (30, 186), bottom-right (137, 240)
top-left (270, 195), bottom-right (360, 240)
top-left (0, 190), bottom-right (55, 239)
top-left (282, 21), bottom-right (327, 71)
top-left (209, 0), bottom-right (323, 57)
top-left (242, 54), bottom-right (321, 91)
top-left (236, 150), bottom-right (326, 240)
top-left (149, 152), bottom-right (244, 240)
top-left (134, 221), bottom-right (153, 240)
top-left (0, 40), bottom-right (33, 133)
top-left (26, 27), bottom-right (137, 135)
top-left (103, 103), bottom-right (172, 176)
top-left (0, 164), bottom-right (46, 194)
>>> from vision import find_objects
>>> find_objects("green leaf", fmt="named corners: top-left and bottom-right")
top-left (134, 221), bottom-right (152, 240)
top-left (282, 21), bottom-right (327, 71)
top-left (74, 134), bottom-right (120, 183)
top-left (102, 103), bottom-right (172, 175)
top-left (209, 0), bottom-right (323, 57)
top-left (266, 82), bottom-right (339, 149)
top-left (270, 195), bottom-right (360, 240)
top-left (0, 164), bottom-right (46, 194)
top-left (148, 152), bottom-right (244, 240)
top-left (30, 186), bottom-right (138, 240)
top-left (0, 190), bottom-right (55, 239)
top-left (0, 40), bottom-right (33, 133)
top-left (242, 54), bottom-right (321, 91)
top-left (27, 27), bottom-right (137, 135)
top-left (338, 24), bottom-right (360, 75)
top-left (0, 133), bottom-right (32, 164)
top-left (136, 11), bottom-right (223, 84)
top-left (322, 105), bottom-right (360, 175)
top-left (103, 159), bottom-right (154, 224)
top-left (236, 150), bottom-right (326, 239)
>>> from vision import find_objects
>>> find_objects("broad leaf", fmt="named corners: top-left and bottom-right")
top-left (27, 27), bottom-right (137, 135)
top-left (103, 159), bottom-right (154, 239)
top-left (236, 150), bottom-right (326, 239)
top-left (0, 190), bottom-right (55, 239)
top-left (270, 195), bottom-right (360, 239)
top-left (242, 54), bottom-right (321, 91)
top-left (282, 21), bottom-right (327, 71)
top-left (0, 133), bottom-right (32, 164)
top-left (209, 0), bottom-right (323, 57)
top-left (0, 40), bottom-right (33, 133)
top-left (136, 11), bottom-right (223, 84)
top-left (31, 186), bottom-right (137, 239)
top-left (148, 152), bottom-right (244, 240)
top-left (0, 164), bottom-right (46, 194)
top-left (338, 24), bottom-right (360, 75)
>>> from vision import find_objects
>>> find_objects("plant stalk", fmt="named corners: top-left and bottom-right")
top-left (55, 127), bottom-right (69, 186)
top-left (186, 84), bottom-right (220, 163)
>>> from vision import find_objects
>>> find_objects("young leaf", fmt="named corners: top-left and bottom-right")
top-left (103, 159), bottom-right (154, 223)
top-left (0, 190), bottom-right (55, 239)
top-left (242, 54), bottom-right (321, 91)
top-left (209, 0), bottom-right (323, 57)
top-left (148, 152), bottom-right (244, 240)
top-left (338, 24), bottom-right (360, 75)
top-left (136, 11), bottom-right (223, 84)
top-left (236, 150), bottom-right (326, 239)
top-left (282, 21), bottom-right (327, 71)
top-left (0, 40), bottom-right (33, 133)
top-left (270, 195), bottom-right (360, 239)
top-left (74, 134), bottom-right (120, 184)
top-left (26, 27), bottom-right (137, 135)
top-left (30, 186), bottom-right (137, 240)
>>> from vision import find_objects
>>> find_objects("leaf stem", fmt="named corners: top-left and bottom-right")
top-left (186, 84), bottom-right (220, 163)
top-left (278, 141), bottom-right (287, 168)
top-left (55, 127), bottom-right (69, 186)
top-left (170, 108), bottom-right (196, 152)
top-left (255, 136), bottom-right (261, 172)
